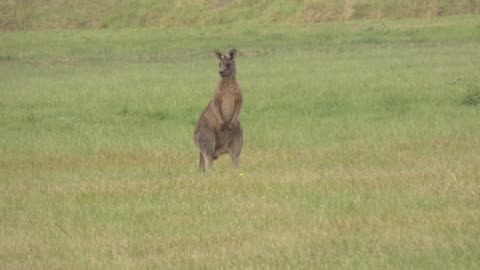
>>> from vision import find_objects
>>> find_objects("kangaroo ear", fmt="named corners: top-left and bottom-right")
top-left (229, 48), bottom-right (237, 60)
top-left (214, 49), bottom-right (224, 60)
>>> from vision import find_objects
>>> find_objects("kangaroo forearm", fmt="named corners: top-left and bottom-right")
top-left (231, 108), bottom-right (240, 123)
top-left (231, 99), bottom-right (242, 123)
top-left (227, 106), bottom-right (241, 127)
top-left (214, 107), bottom-right (225, 125)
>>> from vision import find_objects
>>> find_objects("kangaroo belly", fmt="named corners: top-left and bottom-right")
top-left (220, 94), bottom-right (236, 123)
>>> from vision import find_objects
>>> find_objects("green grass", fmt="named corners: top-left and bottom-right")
top-left (1, 0), bottom-right (480, 31)
top-left (1, 15), bottom-right (480, 269)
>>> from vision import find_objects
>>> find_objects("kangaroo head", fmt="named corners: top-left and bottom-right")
top-left (214, 49), bottom-right (237, 79)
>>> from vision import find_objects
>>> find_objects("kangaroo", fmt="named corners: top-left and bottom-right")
top-left (194, 48), bottom-right (243, 172)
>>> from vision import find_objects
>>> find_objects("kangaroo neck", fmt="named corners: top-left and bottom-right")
top-left (217, 77), bottom-right (238, 91)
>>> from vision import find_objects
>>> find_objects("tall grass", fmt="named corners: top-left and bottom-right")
top-left (1, 15), bottom-right (480, 269)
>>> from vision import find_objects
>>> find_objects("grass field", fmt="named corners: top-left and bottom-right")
top-left (1, 15), bottom-right (480, 269)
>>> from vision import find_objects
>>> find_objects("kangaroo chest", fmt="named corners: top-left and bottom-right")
top-left (220, 93), bottom-right (237, 123)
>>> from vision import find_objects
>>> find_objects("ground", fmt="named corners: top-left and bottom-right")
top-left (1, 15), bottom-right (480, 269)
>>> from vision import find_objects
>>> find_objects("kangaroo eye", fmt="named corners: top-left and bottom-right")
top-left (226, 63), bottom-right (231, 68)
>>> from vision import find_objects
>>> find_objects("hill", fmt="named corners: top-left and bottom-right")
top-left (1, 0), bottom-right (479, 31)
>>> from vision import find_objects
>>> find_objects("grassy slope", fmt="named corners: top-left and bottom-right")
top-left (1, 0), bottom-right (480, 31)
top-left (1, 15), bottom-right (480, 268)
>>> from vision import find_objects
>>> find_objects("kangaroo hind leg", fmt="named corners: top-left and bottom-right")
top-left (229, 127), bottom-right (243, 169)
top-left (196, 128), bottom-right (215, 172)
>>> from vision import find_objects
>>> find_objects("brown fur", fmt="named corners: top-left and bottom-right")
top-left (194, 49), bottom-right (243, 171)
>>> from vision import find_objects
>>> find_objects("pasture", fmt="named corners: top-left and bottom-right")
top-left (1, 15), bottom-right (480, 269)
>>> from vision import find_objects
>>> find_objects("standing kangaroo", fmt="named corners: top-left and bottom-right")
top-left (194, 49), bottom-right (243, 171)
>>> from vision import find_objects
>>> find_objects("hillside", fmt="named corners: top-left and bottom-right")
top-left (1, 0), bottom-right (479, 31)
